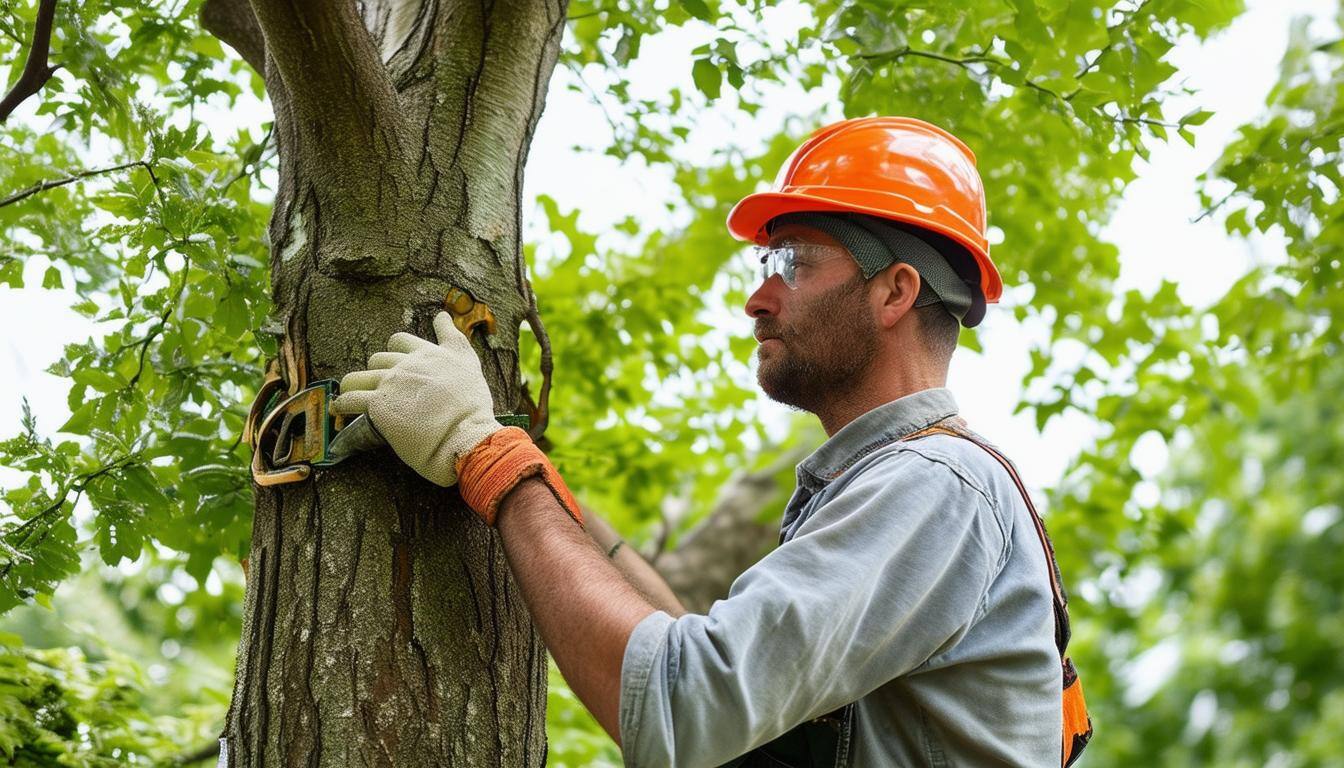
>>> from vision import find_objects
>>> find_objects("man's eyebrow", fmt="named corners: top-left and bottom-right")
top-left (766, 234), bottom-right (806, 248)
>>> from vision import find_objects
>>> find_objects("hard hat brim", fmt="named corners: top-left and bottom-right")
top-left (727, 190), bottom-right (1003, 303)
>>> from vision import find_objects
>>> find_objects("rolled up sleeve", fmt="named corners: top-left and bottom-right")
top-left (618, 447), bottom-right (1009, 768)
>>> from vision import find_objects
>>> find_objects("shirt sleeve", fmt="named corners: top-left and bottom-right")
top-left (618, 447), bottom-right (1009, 768)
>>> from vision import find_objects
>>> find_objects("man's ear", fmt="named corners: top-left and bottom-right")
top-left (873, 262), bottom-right (921, 329)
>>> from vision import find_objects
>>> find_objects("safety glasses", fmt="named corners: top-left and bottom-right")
top-left (751, 244), bottom-right (849, 289)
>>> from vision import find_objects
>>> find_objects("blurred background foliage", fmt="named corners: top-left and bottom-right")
top-left (0, 0), bottom-right (1340, 764)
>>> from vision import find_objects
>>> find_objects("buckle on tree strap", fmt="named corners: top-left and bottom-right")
top-left (244, 289), bottom-right (534, 487)
top-left (248, 378), bottom-right (343, 486)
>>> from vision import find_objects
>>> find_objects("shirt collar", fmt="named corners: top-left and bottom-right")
top-left (796, 387), bottom-right (959, 490)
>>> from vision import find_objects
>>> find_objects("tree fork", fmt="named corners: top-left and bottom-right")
top-left (205, 1), bottom-right (569, 764)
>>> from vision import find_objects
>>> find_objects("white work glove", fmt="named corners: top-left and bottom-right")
top-left (331, 311), bottom-right (503, 487)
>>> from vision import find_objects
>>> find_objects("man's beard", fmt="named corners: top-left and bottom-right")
top-left (754, 273), bottom-right (880, 413)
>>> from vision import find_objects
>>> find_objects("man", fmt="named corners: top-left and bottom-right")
top-left (332, 117), bottom-right (1087, 767)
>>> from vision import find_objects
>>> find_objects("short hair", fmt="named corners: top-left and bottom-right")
top-left (915, 302), bottom-right (960, 366)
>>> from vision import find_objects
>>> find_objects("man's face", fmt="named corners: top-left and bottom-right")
top-left (744, 224), bottom-right (880, 413)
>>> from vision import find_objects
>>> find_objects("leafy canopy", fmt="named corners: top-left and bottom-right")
top-left (3, 0), bottom-right (1342, 765)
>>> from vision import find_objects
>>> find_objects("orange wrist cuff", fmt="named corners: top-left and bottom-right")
top-left (454, 427), bottom-right (583, 527)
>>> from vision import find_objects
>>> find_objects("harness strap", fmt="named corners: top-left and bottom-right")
top-left (902, 420), bottom-right (1070, 652)
top-left (730, 415), bottom-right (1092, 768)
top-left (902, 418), bottom-right (1092, 767)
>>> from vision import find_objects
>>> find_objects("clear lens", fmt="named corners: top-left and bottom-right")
top-left (752, 244), bottom-right (843, 289)
top-left (755, 246), bottom-right (795, 288)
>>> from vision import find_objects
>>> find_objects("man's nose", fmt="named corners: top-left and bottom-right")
top-left (744, 275), bottom-right (784, 318)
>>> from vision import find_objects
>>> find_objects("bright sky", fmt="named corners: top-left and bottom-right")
top-left (0, 0), bottom-right (1334, 503)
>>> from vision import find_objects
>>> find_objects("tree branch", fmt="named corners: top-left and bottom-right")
top-left (220, 125), bottom-right (273, 192)
top-left (128, 252), bottom-right (191, 388)
top-left (1, 453), bottom-right (142, 583)
top-left (858, 46), bottom-right (1067, 102)
top-left (200, 0), bottom-right (267, 74)
top-left (172, 740), bottom-right (221, 766)
top-left (1111, 115), bottom-right (1179, 129)
top-left (0, 159), bottom-right (149, 208)
top-left (0, 0), bottom-right (60, 124)
top-left (244, 0), bottom-right (413, 209)
top-left (521, 277), bottom-right (554, 441)
top-left (1065, 0), bottom-right (1155, 99)
top-left (1192, 190), bottom-right (1236, 224)
top-left (562, 58), bottom-right (622, 141)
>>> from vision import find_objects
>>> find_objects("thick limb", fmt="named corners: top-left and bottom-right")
top-left (243, 0), bottom-right (413, 229)
top-left (0, 0), bottom-right (59, 124)
top-left (199, 0), bottom-right (265, 74)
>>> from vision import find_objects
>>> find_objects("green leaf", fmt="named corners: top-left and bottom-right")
top-left (58, 399), bottom-right (98, 435)
top-left (0, 258), bottom-right (22, 288)
top-left (1180, 107), bottom-right (1214, 126)
top-left (682, 0), bottom-right (713, 21)
top-left (692, 58), bottom-right (721, 100)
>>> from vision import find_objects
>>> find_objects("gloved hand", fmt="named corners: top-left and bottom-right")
top-left (332, 311), bottom-right (581, 526)
top-left (332, 311), bottom-right (501, 487)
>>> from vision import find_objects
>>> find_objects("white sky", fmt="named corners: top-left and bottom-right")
top-left (0, 0), bottom-right (1334, 502)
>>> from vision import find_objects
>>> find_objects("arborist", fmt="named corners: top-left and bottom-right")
top-left (330, 116), bottom-right (1091, 767)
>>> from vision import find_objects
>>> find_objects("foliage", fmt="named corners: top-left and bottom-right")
top-left (1, 0), bottom-right (270, 613)
top-left (545, 662), bottom-right (622, 768)
top-left (0, 545), bottom-right (237, 764)
top-left (0, 629), bottom-right (222, 765)
top-left (1043, 12), bottom-right (1344, 765)
top-left (1, 0), bottom-right (1340, 764)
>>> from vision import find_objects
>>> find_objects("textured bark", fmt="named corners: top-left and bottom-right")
top-left (206, 1), bottom-right (569, 764)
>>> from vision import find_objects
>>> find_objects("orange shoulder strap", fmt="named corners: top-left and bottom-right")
top-left (901, 419), bottom-right (1092, 767)
top-left (903, 421), bottom-right (1069, 648)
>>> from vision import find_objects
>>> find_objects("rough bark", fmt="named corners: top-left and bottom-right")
top-left (206, 1), bottom-right (569, 764)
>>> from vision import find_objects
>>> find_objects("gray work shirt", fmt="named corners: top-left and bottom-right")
top-left (619, 388), bottom-right (1061, 767)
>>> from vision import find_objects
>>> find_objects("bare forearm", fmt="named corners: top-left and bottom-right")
top-left (495, 478), bottom-right (658, 745)
top-left (583, 508), bottom-right (687, 617)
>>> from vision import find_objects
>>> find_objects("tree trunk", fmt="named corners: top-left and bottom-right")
top-left (203, 1), bottom-right (568, 764)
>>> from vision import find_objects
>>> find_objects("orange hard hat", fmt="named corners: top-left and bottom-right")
top-left (726, 116), bottom-right (1001, 303)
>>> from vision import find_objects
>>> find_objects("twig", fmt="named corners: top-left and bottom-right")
top-left (649, 496), bottom-right (674, 563)
top-left (128, 254), bottom-right (192, 388)
top-left (1192, 191), bottom-right (1236, 224)
top-left (0, 491), bottom-right (79, 584)
top-left (522, 283), bottom-right (553, 442)
top-left (1111, 115), bottom-right (1179, 129)
top-left (566, 6), bottom-right (614, 21)
top-left (0, 160), bottom-right (151, 208)
top-left (0, 0), bottom-right (61, 124)
top-left (0, 15), bottom-right (27, 46)
top-left (0, 454), bottom-right (141, 583)
top-left (562, 58), bottom-right (623, 143)
top-left (858, 46), bottom-right (994, 66)
top-left (860, 46), bottom-right (1066, 102)
top-left (220, 126), bottom-right (274, 192)
top-left (1065, 0), bottom-right (1154, 99)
